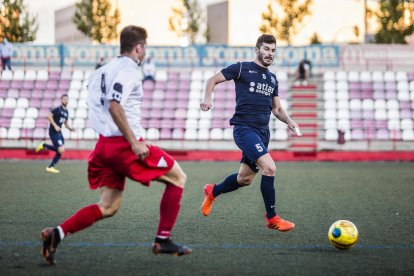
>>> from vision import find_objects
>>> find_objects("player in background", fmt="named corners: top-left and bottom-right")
top-left (200, 34), bottom-right (301, 231)
top-left (35, 94), bottom-right (74, 173)
top-left (39, 25), bottom-right (192, 265)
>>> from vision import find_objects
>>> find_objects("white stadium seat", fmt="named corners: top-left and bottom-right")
top-left (83, 128), bottom-right (97, 139)
top-left (402, 129), bottom-right (414, 141)
top-left (37, 70), bottom-right (48, 81)
top-left (374, 99), bottom-right (386, 110)
top-left (323, 81), bottom-right (335, 91)
top-left (210, 128), bottom-right (223, 140)
top-left (372, 71), bottom-right (383, 82)
top-left (13, 107), bottom-right (26, 118)
top-left (274, 129), bottom-right (288, 140)
top-left (1, 70), bottom-right (13, 80)
top-left (7, 128), bottom-right (20, 139)
top-left (16, 98), bottom-right (29, 108)
top-left (276, 71), bottom-right (288, 81)
top-left (197, 128), bottom-right (209, 140)
top-left (362, 99), bottom-right (374, 110)
top-left (156, 70), bottom-right (167, 81)
top-left (336, 71), bottom-right (347, 81)
top-left (184, 129), bottom-right (197, 140)
top-left (10, 118), bottom-right (23, 128)
top-left (349, 99), bottom-right (361, 110)
top-left (72, 70), bottom-right (84, 80)
top-left (4, 98), bottom-right (17, 108)
top-left (401, 119), bottom-right (413, 130)
top-left (0, 127), bottom-right (8, 138)
top-left (325, 129), bottom-right (338, 140)
top-left (23, 118), bottom-right (35, 128)
top-left (25, 70), bottom-right (37, 81)
top-left (324, 119), bottom-right (336, 129)
top-left (360, 71), bottom-right (371, 82)
top-left (323, 71), bottom-right (335, 81)
top-left (396, 71), bottom-right (407, 81)
top-left (146, 128), bottom-right (160, 140)
top-left (13, 70), bottom-right (25, 80)
top-left (384, 71), bottom-right (395, 82)
top-left (347, 71), bottom-right (359, 82)
top-left (223, 128), bottom-right (233, 140)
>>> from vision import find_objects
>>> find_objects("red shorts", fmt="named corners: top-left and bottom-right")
top-left (88, 136), bottom-right (175, 191)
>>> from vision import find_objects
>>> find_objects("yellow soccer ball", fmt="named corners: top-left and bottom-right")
top-left (328, 220), bottom-right (359, 250)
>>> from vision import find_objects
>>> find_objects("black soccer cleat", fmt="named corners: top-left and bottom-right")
top-left (40, 227), bottom-right (60, 265)
top-left (152, 237), bottom-right (192, 256)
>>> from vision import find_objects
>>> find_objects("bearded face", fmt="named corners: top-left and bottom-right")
top-left (256, 42), bottom-right (276, 67)
top-left (61, 96), bottom-right (68, 107)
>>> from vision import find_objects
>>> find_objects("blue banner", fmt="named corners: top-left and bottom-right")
top-left (12, 44), bottom-right (340, 68)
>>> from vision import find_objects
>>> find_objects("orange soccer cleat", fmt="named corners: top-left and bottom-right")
top-left (201, 184), bottom-right (216, 216)
top-left (265, 215), bottom-right (295, 232)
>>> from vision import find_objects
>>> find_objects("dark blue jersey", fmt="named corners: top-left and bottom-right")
top-left (221, 61), bottom-right (278, 129)
top-left (49, 106), bottom-right (69, 135)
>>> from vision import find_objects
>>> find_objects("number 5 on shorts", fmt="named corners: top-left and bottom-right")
top-left (255, 143), bottom-right (263, 152)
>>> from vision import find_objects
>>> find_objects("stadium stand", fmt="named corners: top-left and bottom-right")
top-left (322, 70), bottom-right (414, 144)
top-left (0, 68), bottom-right (413, 153)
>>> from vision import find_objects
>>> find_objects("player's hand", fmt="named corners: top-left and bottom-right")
top-left (288, 121), bottom-right (302, 137)
top-left (55, 126), bottom-right (61, 132)
top-left (200, 100), bottom-right (213, 111)
top-left (132, 141), bottom-right (149, 160)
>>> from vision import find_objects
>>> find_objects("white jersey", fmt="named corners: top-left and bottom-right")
top-left (87, 56), bottom-right (144, 137)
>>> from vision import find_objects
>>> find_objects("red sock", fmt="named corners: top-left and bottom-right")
top-left (156, 185), bottom-right (183, 238)
top-left (59, 204), bottom-right (103, 236)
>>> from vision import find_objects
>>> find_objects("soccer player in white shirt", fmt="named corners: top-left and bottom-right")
top-left (39, 26), bottom-right (191, 265)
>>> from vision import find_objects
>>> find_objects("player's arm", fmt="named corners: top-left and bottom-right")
top-left (108, 100), bottom-right (149, 159)
top-left (64, 121), bottom-right (74, 131)
top-left (47, 111), bottom-right (61, 132)
top-left (200, 71), bottom-right (227, 111)
top-left (272, 96), bottom-right (301, 136)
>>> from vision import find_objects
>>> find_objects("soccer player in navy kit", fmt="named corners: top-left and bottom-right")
top-left (200, 34), bottom-right (301, 231)
top-left (36, 94), bottom-right (74, 173)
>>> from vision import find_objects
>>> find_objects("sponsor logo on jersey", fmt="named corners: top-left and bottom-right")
top-left (249, 81), bottom-right (274, 96)
top-left (271, 76), bottom-right (276, 84)
top-left (262, 74), bottom-right (266, 79)
top-left (157, 156), bottom-right (168, 168)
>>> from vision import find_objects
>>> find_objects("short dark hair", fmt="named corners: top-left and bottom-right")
top-left (255, 34), bottom-right (276, 49)
top-left (61, 94), bottom-right (68, 99)
top-left (120, 25), bottom-right (148, 54)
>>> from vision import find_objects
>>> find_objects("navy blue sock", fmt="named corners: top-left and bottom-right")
top-left (212, 173), bottom-right (240, 197)
top-left (44, 143), bottom-right (57, 152)
top-left (49, 153), bottom-right (61, 167)
top-left (261, 175), bottom-right (276, 219)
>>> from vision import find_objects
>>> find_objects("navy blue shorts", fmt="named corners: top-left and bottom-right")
top-left (233, 125), bottom-right (270, 173)
top-left (50, 132), bottom-right (65, 148)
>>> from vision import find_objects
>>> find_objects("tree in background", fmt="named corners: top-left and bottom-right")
top-left (73, 0), bottom-right (121, 44)
top-left (309, 32), bottom-right (321, 45)
top-left (0, 0), bottom-right (38, 42)
top-left (373, 0), bottom-right (414, 44)
top-left (169, 0), bottom-right (204, 44)
top-left (260, 0), bottom-right (313, 45)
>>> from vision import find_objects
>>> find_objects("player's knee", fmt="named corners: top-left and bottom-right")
top-left (58, 147), bottom-right (65, 154)
top-left (262, 164), bottom-right (276, 176)
top-left (237, 175), bottom-right (253, 186)
top-left (174, 170), bottom-right (187, 188)
top-left (99, 205), bottom-right (120, 218)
